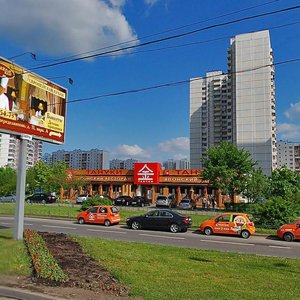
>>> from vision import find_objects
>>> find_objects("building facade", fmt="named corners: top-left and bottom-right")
top-left (0, 133), bottom-right (42, 169)
top-left (277, 141), bottom-right (300, 172)
top-left (190, 30), bottom-right (276, 176)
top-left (109, 158), bottom-right (138, 170)
top-left (45, 148), bottom-right (109, 170)
top-left (162, 158), bottom-right (190, 170)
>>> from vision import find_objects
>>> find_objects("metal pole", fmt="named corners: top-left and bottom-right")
top-left (14, 135), bottom-right (31, 240)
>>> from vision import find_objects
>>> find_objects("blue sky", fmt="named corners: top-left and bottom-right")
top-left (1, 0), bottom-right (300, 162)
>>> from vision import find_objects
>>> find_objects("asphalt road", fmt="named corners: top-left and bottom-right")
top-left (1, 216), bottom-right (299, 259)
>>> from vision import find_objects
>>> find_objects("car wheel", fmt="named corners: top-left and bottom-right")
top-left (104, 219), bottom-right (111, 227)
top-left (170, 223), bottom-right (180, 233)
top-left (26, 199), bottom-right (31, 203)
top-left (41, 200), bottom-right (46, 204)
top-left (241, 230), bottom-right (250, 239)
top-left (131, 221), bottom-right (141, 230)
top-left (78, 218), bottom-right (85, 225)
top-left (204, 227), bottom-right (213, 236)
top-left (283, 232), bottom-right (294, 242)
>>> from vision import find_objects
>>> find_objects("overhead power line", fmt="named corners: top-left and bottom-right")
top-left (29, 4), bottom-right (300, 72)
top-left (67, 57), bottom-right (300, 104)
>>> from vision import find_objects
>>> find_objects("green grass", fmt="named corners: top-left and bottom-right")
top-left (0, 229), bottom-right (32, 276)
top-left (0, 203), bottom-right (276, 234)
top-left (74, 236), bottom-right (300, 300)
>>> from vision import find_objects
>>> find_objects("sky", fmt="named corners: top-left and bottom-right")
top-left (1, 0), bottom-right (300, 163)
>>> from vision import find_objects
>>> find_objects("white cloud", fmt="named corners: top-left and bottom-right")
top-left (284, 102), bottom-right (300, 120)
top-left (0, 0), bottom-right (137, 56)
top-left (115, 144), bottom-right (151, 159)
top-left (158, 137), bottom-right (189, 153)
top-left (277, 123), bottom-right (300, 140)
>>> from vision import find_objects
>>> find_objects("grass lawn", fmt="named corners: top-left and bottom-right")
top-left (0, 203), bottom-right (276, 234)
top-left (0, 229), bottom-right (31, 276)
top-left (75, 236), bottom-right (300, 300)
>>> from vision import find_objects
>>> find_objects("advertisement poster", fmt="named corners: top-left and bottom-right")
top-left (0, 57), bottom-right (67, 144)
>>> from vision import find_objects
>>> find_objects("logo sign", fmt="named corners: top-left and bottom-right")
top-left (0, 57), bottom-right (67, 144)
top-left (134, 163), bottom-right (161, 185)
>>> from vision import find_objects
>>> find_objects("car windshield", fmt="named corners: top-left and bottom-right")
top-left (78, 194), bottom-right (87, 197)
top-left (181, 200), bottom-right (190, 203)
top-left (157, 196), bottom-right (167, 200)
top-left (247, 214), bottom-right (254, 222)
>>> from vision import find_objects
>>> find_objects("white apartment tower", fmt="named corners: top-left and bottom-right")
top-left (190, 30), bottom-right (277, 176)
top-left (0, 133), bottom-right (43, 169)
top-left (277, 141), bottom-right (300, 172)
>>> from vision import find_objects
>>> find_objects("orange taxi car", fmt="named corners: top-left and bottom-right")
top-left (277, 220), bottom-right (300, 242)
top-left (77, 205), bottom-right (120, 227)
top-left (199, 212), bottom-right (255, 239)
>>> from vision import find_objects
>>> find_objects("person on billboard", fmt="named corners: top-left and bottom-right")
top-left (10, 90), bottom-right (25, 120)
top-left (0, 76), bottom-right (9, 110)
top-left (35, 102), bottom-right (45, 117)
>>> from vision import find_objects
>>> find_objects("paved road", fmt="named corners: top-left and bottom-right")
top-left (1, 216), bottom-right (299, 259)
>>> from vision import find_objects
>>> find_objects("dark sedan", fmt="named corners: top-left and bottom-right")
top-left (114, 195), bottom-right (133, 206)
top-left (26, 193), bottom-right (57, 204)
top-left (131, 196), bottom-right (151, 207)
top-left (126, 209), bottom-right (192, 233)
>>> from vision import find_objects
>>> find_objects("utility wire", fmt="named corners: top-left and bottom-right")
top-left (31, 0), bottom-right (280, 65)
top-left (67, 57), bottom-right (300, 104)
top-left (29, 4), bottom-right (300, 72)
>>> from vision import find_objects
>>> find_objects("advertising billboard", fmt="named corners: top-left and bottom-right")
top-left (0, 57), bottom-right (67, 144)
top-left (134, 162), bottom-right (161, 185)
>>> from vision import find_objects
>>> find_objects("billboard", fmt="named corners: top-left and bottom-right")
top-left (133, 163), bottom-right (161, 185)
top-left (0, 57), bottom-right (67, 144)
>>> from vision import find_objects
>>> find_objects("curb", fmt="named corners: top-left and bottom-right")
top-left (0, 285), bottom-right (65, 300)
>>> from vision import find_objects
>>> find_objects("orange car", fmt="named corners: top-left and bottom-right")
top-left (277, 220), bottom-right (300, 242)
top-left (199, 212), bottom-right (255, 239)
top-left (77, 205), bottom-right (120, 226)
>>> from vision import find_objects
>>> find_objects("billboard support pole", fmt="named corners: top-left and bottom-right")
top-left (14, 135), bottom-right (31, 240)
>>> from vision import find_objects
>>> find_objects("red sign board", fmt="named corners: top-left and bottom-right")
top-left (134, 163), bottom-right (161, 185)
top-left (0, 57), bottom-right (67, 144)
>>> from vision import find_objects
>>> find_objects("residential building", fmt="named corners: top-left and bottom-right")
top-left (277, 141), bottom-right (300, 172)
top-left (110, 158), bottom-right (138, 170)
top-left (190, 30), bottom-right (276, 176)
top-left (0, 133), bottom-right (42, 169)
top-left (162, 159), bottom-right (190, 170)
top-left (45, 149), bottom-right (109, 170)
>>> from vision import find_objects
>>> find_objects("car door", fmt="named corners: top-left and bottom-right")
top-left (85, 207), bottom-right (99, 223)
top-left (143, 210), bottom-right (160, 229)
top-left (158, 211), bottom-right (174, 229)
top-left (96, 207), bottom-right (108, 224)
top-left (213, 215), bottom-right (231, 234)
top-left (295, 221), bottom-right (300, 239)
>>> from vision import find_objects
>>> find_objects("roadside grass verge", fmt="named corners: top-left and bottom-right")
top-left (0, 229), bottom-right (31, 276)
top-left (74, 236), bottom-right (300, 300)
top-left (0, 203), bottom-right (276, 234)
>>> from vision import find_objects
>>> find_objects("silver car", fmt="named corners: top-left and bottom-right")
top-left (76, 194), bottom-right (91, 204)
top-left (0, 194), bottom-right (16, 202)
top-left (156, 195), bottom-right (171, 208)
top-left (179, 198), bottom-right (194, 210)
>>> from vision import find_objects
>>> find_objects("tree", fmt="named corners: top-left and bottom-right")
top-left (26, 161), bottom-right (51, 193)
top-left (243, 169), bottom-right (268, 203)
top-left (267, 166), bottom-right (300, 199)
top-left (201, 142), bottom-right (256, 203)
top-left (0, 166), bottom-right (17, 195)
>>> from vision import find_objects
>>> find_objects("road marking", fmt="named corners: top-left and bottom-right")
top-left (268, 245), bottom-right (291, 249)
top-left (139, 233), bottom-right (185, 240)
top-left (42, 225), bottom-right (75, 230)
top-left (200, 239), bottom-right (254, 246)
top-left (87, 229), bottom-right (126, 234)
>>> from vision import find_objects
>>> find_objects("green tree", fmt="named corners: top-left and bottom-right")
top-left (201, 142), bottom-right (256, 203)
top-left (26, 161), bottom-right (51, 193)
top-left (0, 166), bottom-right (17, 195)
top-left (243, 169), bottom-right (268, 203)
top-left (267, 166), bottom-right (300, 199)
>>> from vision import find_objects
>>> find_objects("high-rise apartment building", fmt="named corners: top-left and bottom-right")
top-left (162, 158), bottom-right (190, 170)
top-left (0, 133), bottom-right (43, 169)
top-left (44, 149), bottom-right (109, 170)
top-left (190, 30), bottom-right (276, 176)
top-left (109, 158), bottom-right (138, 170)
top-left (277, 141), bottom-right (300, 172)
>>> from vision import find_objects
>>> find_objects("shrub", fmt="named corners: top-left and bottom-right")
top-left (80, 195), bottom-right (113, 211)
top-left (24, 229), bottom-right (68, 282)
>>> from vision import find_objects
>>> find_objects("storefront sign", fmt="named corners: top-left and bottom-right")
top-left (134, 163), bottom-right (161, 185)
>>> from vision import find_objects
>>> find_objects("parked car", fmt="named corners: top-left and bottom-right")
top-left (199, 212), bottom-right (255, 239)
top-left (26, 193), bottom-right (57, 204)
top-left (114, 195), bottom-right (133, 206)
top-left (131, 196), bottom-right (151, 207)
top-left (77, 205), bottom-right (120, 226)
top-left (277, 219), bottom-right (300, 242)
top-left (126, 209), bottom-right (192, 233)
top-left (0, 194), bottom-right (16, 203)
top-left (156, 195), bottom-right (176, 208)
top-left (179, 198), bottom-right (196, 210)
top-left (76, 194), bottom-right (92, 204)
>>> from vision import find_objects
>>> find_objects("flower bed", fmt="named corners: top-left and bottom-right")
top-left (24, 229), bottom-right (68, 282)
